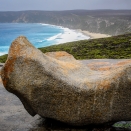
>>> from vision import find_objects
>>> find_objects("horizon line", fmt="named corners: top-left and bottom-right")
top-left (0, 9), bottom-right (131, 12)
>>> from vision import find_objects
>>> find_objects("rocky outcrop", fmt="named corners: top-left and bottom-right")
top-left (1, 36), bottom-right (131, 125)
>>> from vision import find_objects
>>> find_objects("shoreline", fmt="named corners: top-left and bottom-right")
top-left (77, 29), bottom-right (111, 39)
top-left (42, 24), bottom-right (90, 45)
top-left (40, 23), bottom-right (111, 39)
top-left (0, 23), bottom-right (111, 56)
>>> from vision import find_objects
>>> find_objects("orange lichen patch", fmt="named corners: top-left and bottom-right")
top-left (1, 37), bottom-right (39, 87)
top-left (88, 65), bottom-right (98, 70)
top-left (1, 39), bottom-right (22, 87)
top-left (45, 51), bottom-right (73, 60)
top-left (98, 66), bottom-right (112, 71)
top-left (87, 60), bottom-right (131, 72)
top-left (87, 62), bottom-right (112, 71)
top-left (88, 62), bottom-right (110, 66)
top-left (2, 59), bottom-right (15, 87)
top-left (112, 67), bottom-right (126, 80)
top-left (58, 60), bottom-right (80, 70)
top-left (87, 60), bottom-right (131, 71)
top-left (116, 60), bottom-right (131, 66)
top-left (102, 70), bottom-right (112, 76)
top-left (98, 66), bottom-right (115, 71)
top-left (97, 79), bottom-right (111, 89)
top-left (57, 60), bottom-right (81, 75)
top-left (98, 60), bottom-right (131, 72)
top-left (86, 82), bottom-right (95, 89)
top-left (88, 65), bottom-right (113, 71)
top-left (99, 66), bottom-right (125, 87)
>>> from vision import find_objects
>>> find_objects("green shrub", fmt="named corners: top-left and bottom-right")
top-left (0, 54), bottom-right (8, 63)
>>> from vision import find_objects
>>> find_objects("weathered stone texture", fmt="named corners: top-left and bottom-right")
top-left (45, 51), bottom-right (76, 62)
top-left (1, 36), bottom-right (131, 125)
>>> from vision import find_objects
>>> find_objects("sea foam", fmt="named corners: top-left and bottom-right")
top-left (55, 28), bottom-right (89, 44)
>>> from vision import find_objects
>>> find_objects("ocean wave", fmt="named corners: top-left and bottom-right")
top-left (39, 23), bottom-right (90, 44)
top-left (46, 27), bottom-right (90, 45)
top-left (40, 23), bottom-right (50, 26)
top-left (54, 28), bottom-right (90, 44)
top-left (37, 40), bottom-right (47, 43)
top-left (40, 23), bottom-right (63, 29)
top-left (47, 33), bottom-right (62, 41)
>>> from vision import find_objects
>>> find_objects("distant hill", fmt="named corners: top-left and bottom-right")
top-left (1, 33), bottom-right (131, 63)
top-left (0, 10), bottom-right (131, 35)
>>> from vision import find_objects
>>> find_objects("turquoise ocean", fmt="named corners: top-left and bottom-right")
top-left (0, 23), bottom-right (89, 56)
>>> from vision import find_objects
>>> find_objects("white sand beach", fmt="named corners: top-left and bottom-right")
top-left (78, 29), bottom-right (111, 39)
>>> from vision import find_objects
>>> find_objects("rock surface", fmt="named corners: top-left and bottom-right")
top-left (0, 63), bottom-right (3, 83)
top-left (45, 51), bottom-right (76, 62)
top-left (1, 36), bottom-right (131, 125)
top-left (0, 82), bottom-right (116, 131)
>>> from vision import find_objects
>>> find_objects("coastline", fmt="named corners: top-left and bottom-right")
top-left (77, 29), bottom-right (111, 39)
top-left (54, 28), bottom-right (90, 44)
top-left (0, 23), bottom-right (111, 56)
top-left (41, 23), bottom-right (111, 39)
top-left (0, 23), bottom-right (91, 56)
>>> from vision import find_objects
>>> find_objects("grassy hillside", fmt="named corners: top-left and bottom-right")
top-left (0, 33), bottom-right (131, 63)
top-left (39, 33), bottom-right (131, 59)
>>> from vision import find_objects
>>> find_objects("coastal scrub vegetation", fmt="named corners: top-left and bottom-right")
top-left (0, 54), bottom-right (8, 63)
top-left (40, 33), bottom-right (131, 59)
top-left (0, 33), bottom-right (131, 63)
top-left (0, 10), bottom-right (131, 35)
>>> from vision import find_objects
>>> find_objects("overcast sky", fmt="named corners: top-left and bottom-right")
top-left (0, 0), bottom-right (131, 11)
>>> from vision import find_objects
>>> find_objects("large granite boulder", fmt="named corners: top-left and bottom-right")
top-left (1, 36), bottom-right (131, 125)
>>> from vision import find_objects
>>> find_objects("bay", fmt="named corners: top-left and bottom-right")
top-left (0, 23), bottom-right (89, 56)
